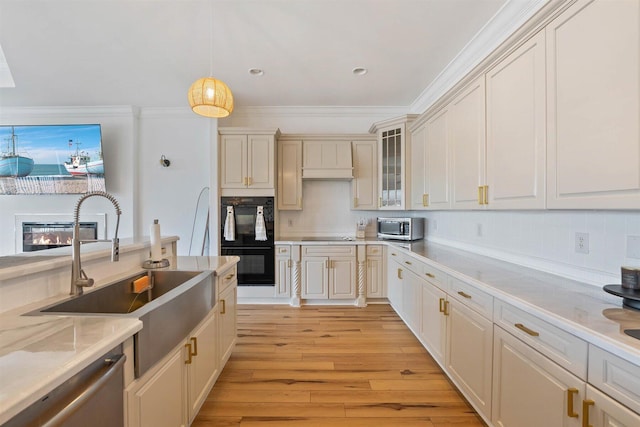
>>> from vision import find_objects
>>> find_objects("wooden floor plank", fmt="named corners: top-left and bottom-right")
top-left (193, 304), bottom-right (486, 426)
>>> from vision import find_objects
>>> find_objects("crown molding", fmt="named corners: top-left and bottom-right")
top-left (409, 0), bottom-right (552, 114)
top-left (0, 105), bottom-right (139, 120)
top-left (224, 105), bottom-right (408, 119)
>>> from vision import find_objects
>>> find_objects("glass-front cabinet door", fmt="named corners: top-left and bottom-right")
top-left (371, 115), bottom-right (416, 210)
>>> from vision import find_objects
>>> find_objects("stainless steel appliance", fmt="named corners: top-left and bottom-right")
top-left (377, 217), bottom-right (424, 241)
top-left (4, 345), bottom-right (125, 427)
top-left (221, 197), bottom-right (275, 285)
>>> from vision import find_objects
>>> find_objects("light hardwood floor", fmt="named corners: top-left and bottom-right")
top-left (193, 304), bottom-right (486, 426)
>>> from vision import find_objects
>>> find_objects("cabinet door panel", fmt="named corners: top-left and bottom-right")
top-left (546, 0), bottom-right (640, 208)
top-left (492, 326), bottom-right (582, 427)
top-left (408, 125), bottom-right (427, 210)
top-left (451, 78), bottom-right (485, 209)
top-left (420, 282), bottom-right (446, 365)
top-left (219, 284), bottom-right (237, 365)
top-left (587, 385), bottom-right (640, 427)
top-left (188, 313), bottom-right (219, 423)
top-left (276, 256), bottom-right (291, 297)
top-left (278, 140), bottom-right (302, 210)
top-left (302, 257), bottom-right (328, 298)
top-left (486, 31), bottom-right (545, 209)
top-left (329, 257), bottom-right (356, 299)
top-left (425, 107), bottom-right (451, 209)
top-left (366, 256), bottom-right (385, 298)
top-left (247, 135), bottom-right (274, 188)
top-left (352, 140), bottom-right (378, 210)
top-left (447, 300), bottom-right (493, 418)
top-left (220, 135), bottom-right (248, 189)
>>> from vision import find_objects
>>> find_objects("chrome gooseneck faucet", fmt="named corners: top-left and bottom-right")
top-left (71, 191), bottom-right (122, 296)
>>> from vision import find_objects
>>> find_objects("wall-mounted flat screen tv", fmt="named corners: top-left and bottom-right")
top-left (0, 124), bottom-right (105, 195)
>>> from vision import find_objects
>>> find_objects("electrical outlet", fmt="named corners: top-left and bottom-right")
top-left (575, 232), bottom-right (589, 254)
top-left (627, 235), bottom-right (640, 259)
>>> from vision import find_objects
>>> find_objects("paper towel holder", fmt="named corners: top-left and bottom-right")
top-left (160, 154), bottom-right (171, 167)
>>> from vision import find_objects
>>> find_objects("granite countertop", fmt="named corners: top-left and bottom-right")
top-left (0, 254), bottom-right (239, 424)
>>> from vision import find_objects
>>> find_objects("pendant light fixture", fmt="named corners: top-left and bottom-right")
top-left (188, 0), bottom-right (234, 118)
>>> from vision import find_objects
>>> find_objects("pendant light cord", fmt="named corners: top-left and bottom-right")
top-left (209, 0), bottom-right (213, 78)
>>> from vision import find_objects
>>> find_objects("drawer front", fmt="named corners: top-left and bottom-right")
top-left (218, 265), bottom-right (238, 296)
top-left (276, 245), bottom-right (291, 256)
top-left (366, 245), bottom-right (383, 257)
top-left (589, 344), bottom-right (640, 415)
top-left (494, 300), bottom-right (588, 379)
top-left (449, 277), bottom-right (493, 320)
top-left (302, 245), bottom-right (356, 257)
top-left (421, 263), bottom-right (448, 292)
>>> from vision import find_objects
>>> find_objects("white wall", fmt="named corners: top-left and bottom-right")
top-left (0, 106), bottom-right (215, 256)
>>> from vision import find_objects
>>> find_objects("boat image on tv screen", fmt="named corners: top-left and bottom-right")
top-left (0, 124), bottom-right (106, 195)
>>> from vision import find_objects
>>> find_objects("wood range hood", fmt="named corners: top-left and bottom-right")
top-left (301, 139), bottom-right (353, 180)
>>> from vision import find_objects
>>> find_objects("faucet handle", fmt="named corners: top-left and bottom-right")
top-left (112, 238), bottom-right (120, 262)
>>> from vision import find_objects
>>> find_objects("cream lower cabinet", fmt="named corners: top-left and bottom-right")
top-left (419, 280), bottom-right (447, 365)
top-left (386, 251), bottom-right (404, 313)
top-left (275, 245), bottom-right (292, 297)
top-left (301, 245), bottom-right (356, 300)
top-left (446, 297), bottom-right (493, 419)
top-left (218, 268), bottom-right (237, 366)
top-left (126, 309), bottom-right (219, 427)
top-left (492, 325), bottom-right (583, 427)
top-left (586, 385), bottom-right (640, 427)
top-left (365, 245), bottom-right (385, 298)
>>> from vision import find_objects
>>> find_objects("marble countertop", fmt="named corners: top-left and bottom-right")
top-left (275, 237), bottom-right (640, 365)
top-left (0, 254), bottom-right (239, 424)
top-left (397, 240), bottom-right (640, 366)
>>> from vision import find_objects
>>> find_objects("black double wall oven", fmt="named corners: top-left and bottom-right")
top-left (220, 197), bottom-right (275, 286)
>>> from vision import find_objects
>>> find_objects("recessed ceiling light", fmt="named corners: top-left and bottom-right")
top-left (248, 68), bottom-right (264, 76)
top-left (352, 67), bottom-right (368, 76)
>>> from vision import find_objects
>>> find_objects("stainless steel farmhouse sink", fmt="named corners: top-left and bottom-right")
top-left (28, 269), bottom-right (215, 377)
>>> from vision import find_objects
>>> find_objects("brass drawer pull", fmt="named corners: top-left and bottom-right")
top-left (425, 272), bottom-right (435, 279)
top-left (397, 268), bottom-right (403, 280)
top-left (515, 323), bottom-right (540, 337)
top-left (190, 337), bottom-right (198, 357)
top-left (457, 291), bottom-right (472, 299)
top-left (225, 273), bottom-right (235, 280)
top-left (567, 388), bottom-right (579, 418)
top-left (221, 299), bottom-right (226, 314)
top-left (439, 298), bottom-right (445, 313)
top-left (444, 300), bottom-right (450, 316)
top-left (582, 399), bottom-right (594, 427)
top-left (185, 343), bottom-right (193, 364)
top-left (405, 261), bottom-right (412, 265)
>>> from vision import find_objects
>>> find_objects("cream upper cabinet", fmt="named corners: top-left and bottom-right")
top-left (352, 139), bottom-right (378, 210)
top-left (409, 108), bottom-right (451, 210)
top-left (546, 0), bottom-right (640, 209)
top-left (302, 140), bottom-right (353, 179)
top-left (486, 30), bottom-right (546, 209)
top-left (219, 128), bottom-right (279, 196)
top-left (450, 77), bottom-right (486, 209)
top-left (371, 115), bottom-right (417, 210)
top-left (277, 139), bottom-right (302, 210)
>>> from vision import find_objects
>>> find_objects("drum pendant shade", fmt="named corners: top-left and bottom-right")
top-left (188, 77), bottom-right (234, 118)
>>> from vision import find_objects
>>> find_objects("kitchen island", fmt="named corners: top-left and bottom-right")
top-left (0, 239), bottom-right (238, 426)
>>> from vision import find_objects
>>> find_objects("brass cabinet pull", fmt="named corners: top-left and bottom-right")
top-left (439, 298), bottom-right (445, 313)
top-left (354, 197), bottom-right (358, 207)
top-left (397, 268), bottom-right (403, 280)
top-left (582, 399), bottom-right (594, 427)
top-left (567, 388), bottom-right (579, 418)
top-left (190, 337), bottom-right (198, 357)
top-left (279, 247), bottom-right (287, 253)
top-left (185, 343), bottom-right (193, 364)
top-left (221, 299), bottom-right (226, 314)
top-left (405, 261), bottom-right (412, 265)
top-left (225, 273), bottom-right (235, 280)
top-left (391, 252), bottom-right (397, 256)
top-left (288, 259), bottom-right (292, 268)
top-left (515, 323), bottom-right (540, 337)
top-left (444, 300), bottom-right (450, 316)
top-left (426, 272), bottom-right (436, 279)
top-left (247, 177), bottom-right (253, 186)
top-left (243, 177), bottom-right (248, 186)
top-left (457, 291), bottom-right (472, 299)
top-left (483, 185), bottom-right (489, 205)
top-left (478, 186), bottom-right (484, 205)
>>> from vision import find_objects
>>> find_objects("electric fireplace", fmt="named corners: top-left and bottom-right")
top-left (22, 222), bottom-right (98, 252)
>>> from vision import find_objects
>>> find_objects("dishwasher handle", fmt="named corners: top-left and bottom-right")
top-left (42, 353), bottom-right (126, 427)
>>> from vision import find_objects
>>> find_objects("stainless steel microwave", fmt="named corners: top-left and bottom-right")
top-left (377, 217), bottom-right (424, 241)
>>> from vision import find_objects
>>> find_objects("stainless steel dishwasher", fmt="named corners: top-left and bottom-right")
top-left (2, 345), bottom-right (125, 427)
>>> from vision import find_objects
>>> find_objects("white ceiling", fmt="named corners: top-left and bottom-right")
top-left (0, 0), bottom-right (513, 110)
